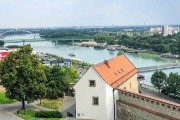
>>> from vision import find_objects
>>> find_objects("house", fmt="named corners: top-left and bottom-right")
top-left (0, 51), bottom-right (10, 61)
top-left (41, 58), bottom-right (72, 68)
top-left (73, 54), bottom-right (139, 120)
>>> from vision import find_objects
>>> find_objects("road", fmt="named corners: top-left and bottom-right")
top-left (139, 86), bottom-right (180, 104)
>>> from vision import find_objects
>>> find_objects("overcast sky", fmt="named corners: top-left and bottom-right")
top-left (0, 0), bottom-right (180, 28)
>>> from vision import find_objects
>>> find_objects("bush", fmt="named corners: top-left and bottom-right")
top-left (35, 111), bottom-right (62, 118)
top-left (0, 40), bottom-right (4, 46)
top-left (6, 45), bottom-right (20, 48)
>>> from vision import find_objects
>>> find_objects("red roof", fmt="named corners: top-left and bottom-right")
top-left (93, 54), bottom-right (138, 88)
top-left (0, 51), bottom-right (10, 62)
top-left (1, 51), bottom-right (9, 57)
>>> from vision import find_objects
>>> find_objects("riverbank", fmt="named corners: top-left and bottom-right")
top-left (5, 41), bottom-right (180, 86)
top-left (73, 42), bottom-right (175, 56)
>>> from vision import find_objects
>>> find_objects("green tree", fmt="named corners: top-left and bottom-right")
top-left (151, 71), bottom-right (167, 92)
top-left (0, 40), bottom-right (5, 46)
top-left (0, 45), bottom-right (47, 109)
top-left (45, 65), bottom-right (78, 99)
top-left (164, 73), bottom-right (180, 96)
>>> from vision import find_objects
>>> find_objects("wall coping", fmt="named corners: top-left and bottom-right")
top-left (116, 88), bottom-right (180, 108)
top-left (117, 99), bottom-right (179, 120)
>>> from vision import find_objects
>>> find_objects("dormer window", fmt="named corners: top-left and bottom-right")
top-left (89, 80), bottom-right (96, 87)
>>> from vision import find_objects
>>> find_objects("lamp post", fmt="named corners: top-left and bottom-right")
top-left (23, 94), bottom-right (25, 115)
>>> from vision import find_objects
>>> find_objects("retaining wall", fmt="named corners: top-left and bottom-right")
top-left (117, 89), bottom-right (180, 120)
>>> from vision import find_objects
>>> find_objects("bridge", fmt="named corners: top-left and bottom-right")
top-left (0, 29), bottom-right (35, 38)
top-left (2, 38), bottom-right (45, 43)
top-left (0, 29), bottom-right (44, 43)
top-left (138, 63), bottom-right (180, 73)
top-left (1, 38), bottom-right (92, 43)
top-left (0, 29), bottom-right (92, 43)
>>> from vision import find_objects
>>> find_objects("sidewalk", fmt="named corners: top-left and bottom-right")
top-left (0, 108), bottom-right (23, 120)
top-left (59, 96), bottom-right (75, 118)
top-left (0, 101), bottom-right (54, 113)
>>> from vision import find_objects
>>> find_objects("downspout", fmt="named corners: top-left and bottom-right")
top-left (113, 88), bottom-right (116, 120)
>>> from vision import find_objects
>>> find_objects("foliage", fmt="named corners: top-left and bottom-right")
top-left (164, 73), bottom-right (180, 97)
top-left (151, 71), bottom-right (180, 97)
top-left (35, 111), bottom-right (62, 118)
top-left (39, 28), bottom-right (180, 53)
top-left (0, 45), bottom-right (47, 105)
top-left (41, 99), bottom-right (62, 109)
top-left (19, 109), bottom-right (36, 120)
top-left (44, 65), bottom-right (78, 99)
top-left (151, 71), bottom-right (167, 92)
top-left (6, 45), bottom-right (20, 48)
top-left (72, 60), bottom-right (91, 69)
top-left (0, 92), bottom-right (16, 104)
top-left (18, 109), bottom-right (63, 120)
top-left (0, 40), bottom-right (5, 46)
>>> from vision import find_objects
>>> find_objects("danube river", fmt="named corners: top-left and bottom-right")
top-left (4, 40), bottom-right (180, 86)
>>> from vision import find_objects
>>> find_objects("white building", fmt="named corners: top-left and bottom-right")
top-left (74, 55), bottom-right (139, 120)
top-left (162, 25), bottom-right (173, 36)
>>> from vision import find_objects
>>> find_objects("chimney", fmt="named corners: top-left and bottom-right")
top-left (104, 60), bottom-right (110, 68)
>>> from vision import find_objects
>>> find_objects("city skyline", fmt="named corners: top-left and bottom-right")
top-left (1, 0), bottom-right (180, 28)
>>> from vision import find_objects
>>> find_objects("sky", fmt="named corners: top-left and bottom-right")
top-left (0, 0), bottom-right (180, 28)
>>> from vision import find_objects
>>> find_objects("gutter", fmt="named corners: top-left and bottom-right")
top-left (113, 88), bottom-right (116, 120)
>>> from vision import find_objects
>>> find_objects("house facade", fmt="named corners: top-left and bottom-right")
top-left (74, 55), bottom-right (139, 120)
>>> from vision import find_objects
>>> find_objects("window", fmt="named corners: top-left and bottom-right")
top-left (92, 97), bottom-right (99, 105)
top-left (89, 80), bottom-right (96, 87)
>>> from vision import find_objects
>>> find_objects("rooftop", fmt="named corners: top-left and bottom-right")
top-left (93, 54), bottom-right (138, 88)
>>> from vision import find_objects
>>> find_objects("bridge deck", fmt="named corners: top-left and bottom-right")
top-left (138, 63), bottom-right (180, 73)
top-left (1, 38), bottom-right (45, 43)
top-left (1, 38), bottom-right (92, 43)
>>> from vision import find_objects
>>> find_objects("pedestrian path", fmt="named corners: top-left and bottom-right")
top-left (59, 96), bottom-right (75, 118)
top-left (0, 108), bottom-right (23, 120)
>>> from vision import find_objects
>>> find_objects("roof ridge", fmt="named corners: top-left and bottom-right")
top-left (93, 54), bottom-right (126, 67)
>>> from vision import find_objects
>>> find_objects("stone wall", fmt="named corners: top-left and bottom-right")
top-left (116, 89), bottom-right (180, 120)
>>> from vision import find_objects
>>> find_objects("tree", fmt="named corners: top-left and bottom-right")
top-left (164, 73), bottom-right (180, 96)
top-left (44, 65), bottom-right (78, 99)
top-left (0, 40), bottom-right (5, 46)
top-left (0, 45), bottom-right (47, 109)
top-left (151, 71), bottom-right (167, 92)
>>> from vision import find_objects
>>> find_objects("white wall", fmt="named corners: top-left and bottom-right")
top-left (74, 67), bottom-right (108, 120)
top-left (106, 84), bottom-right (119, 120)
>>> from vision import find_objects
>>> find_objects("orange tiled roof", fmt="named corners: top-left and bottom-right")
top-left (93, 54), bottom-right (138, 88)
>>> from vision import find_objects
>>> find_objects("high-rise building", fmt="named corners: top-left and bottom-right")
top-left (162, 25), bottom-right (173, 36)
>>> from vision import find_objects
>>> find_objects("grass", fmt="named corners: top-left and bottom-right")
top-left (18, 109), bottom-right (63, 120)
top-left (0, 92), bottom-right (16, 104)
top-left (41, 99), bottom-right (62, 110)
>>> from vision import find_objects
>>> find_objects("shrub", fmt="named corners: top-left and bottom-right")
top-left (0, 40), bottom-right (4, 46)
top-left (6, 45), bottom-right (20, 48)
top-left (35, 111), bottom-right (62, 118)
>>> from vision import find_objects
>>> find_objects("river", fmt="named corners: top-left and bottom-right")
top-left (4, 37), bottom-right (180, 86)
